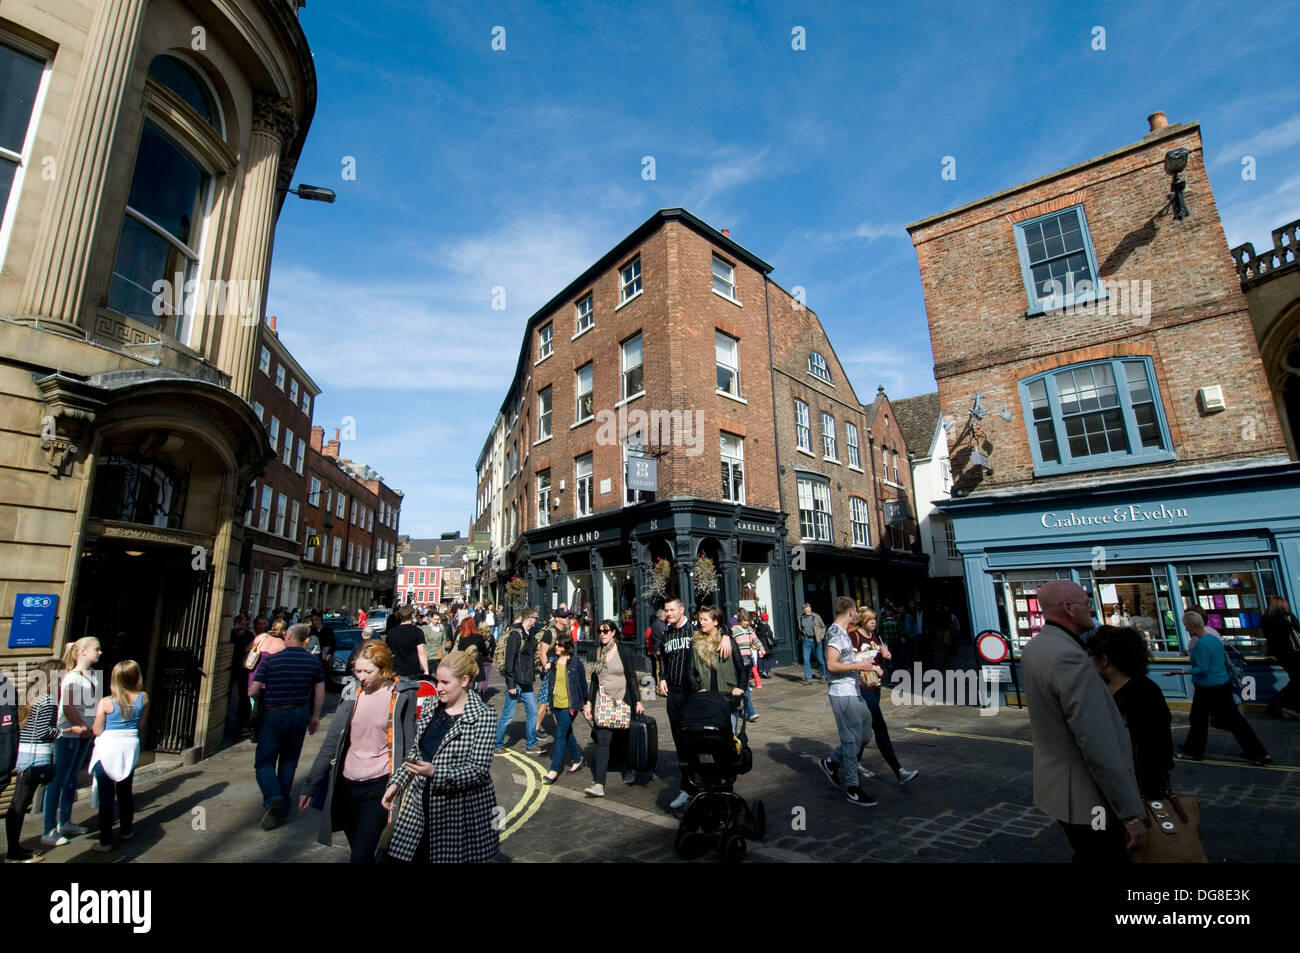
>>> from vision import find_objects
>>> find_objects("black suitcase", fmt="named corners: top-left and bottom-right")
top-left (628, 713), bottom-right (658, 772)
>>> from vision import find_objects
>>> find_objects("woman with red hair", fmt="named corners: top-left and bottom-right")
top-left (453, 616), bottom-right (489, 693)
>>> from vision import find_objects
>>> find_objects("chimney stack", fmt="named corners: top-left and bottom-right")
top-left (721, 228), bottom-right (730, 238)
top-left (310, 425), bottom-right (324, 452)
top-left (1147, 111), bottom-right (1168, 133)
top-left (268, 315), bottom-right (277, 332)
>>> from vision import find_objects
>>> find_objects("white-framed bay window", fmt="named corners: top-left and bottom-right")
top-left (0, 34), bottom-right (53, 273)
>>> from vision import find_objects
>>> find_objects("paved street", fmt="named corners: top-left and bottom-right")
top-left (16, 666), bottom-right (1299, 864)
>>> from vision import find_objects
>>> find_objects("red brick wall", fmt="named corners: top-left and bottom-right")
top-left (910, 124), bottom-right (1284, 490)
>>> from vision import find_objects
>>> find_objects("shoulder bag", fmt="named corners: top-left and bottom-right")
top-left (243, 634), bottom-right (266, 670)
top-left (1129, 792), bottom-right (1207, 863)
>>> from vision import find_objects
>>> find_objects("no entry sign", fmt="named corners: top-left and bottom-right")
top-left (975, 630), bottom-right (1009, 664)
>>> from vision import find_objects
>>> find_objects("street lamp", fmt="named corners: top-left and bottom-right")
top-left (282, 183), bottom-right (336, 203)
top-left (1164, 148), bottom-right (1189, 220)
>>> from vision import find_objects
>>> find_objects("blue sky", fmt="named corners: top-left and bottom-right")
top-left (266, 0), bottom-right (1300, 538)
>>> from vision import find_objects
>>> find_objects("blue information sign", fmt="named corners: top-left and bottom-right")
top-left (9, 593), bottom-right (58, 648)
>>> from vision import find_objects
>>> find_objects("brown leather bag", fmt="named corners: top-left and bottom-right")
top-left (1129, 793), bottom-right (1207, 863)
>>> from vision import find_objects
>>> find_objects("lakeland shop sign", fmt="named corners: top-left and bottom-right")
top-left (1039, 503), bottom-right (1191, 530)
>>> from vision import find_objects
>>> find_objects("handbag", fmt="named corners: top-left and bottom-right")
top-left (1129, 792), bottom-right (1207, 863)
top-left (594, 689), bottom-right (632, 729)
top-left (242, 633), bottom-right (265, 670)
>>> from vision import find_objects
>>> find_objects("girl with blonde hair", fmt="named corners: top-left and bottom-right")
top-left (382, 650), bottom-right (499, 863)
top-left (42, 636), bottom-right (101, 847)
top-left (87, 660), bottom-right (148, 851)
top-left (847, 608), bottom-right (918, 786)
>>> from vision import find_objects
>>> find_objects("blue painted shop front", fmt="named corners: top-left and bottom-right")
top-left (939, 458), bottom-right (1300, 704)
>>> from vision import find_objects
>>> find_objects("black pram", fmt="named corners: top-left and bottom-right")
top-left (673, 691), bottom-right (766, 862)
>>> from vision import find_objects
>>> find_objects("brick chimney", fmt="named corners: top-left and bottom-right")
top-left (721, 228), bottom-right (730, 238)
top-left (310, 425), bottom-right (325, 452)
top-left (323, 428), bottom-right (341, 459)
top-left (267, 314), bottom-right (278, 333)
top-left (1147, 111), bottom-right (1168, 134)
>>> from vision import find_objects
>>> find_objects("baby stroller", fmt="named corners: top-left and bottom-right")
top-left (673, 691), bottom-right (766, 862)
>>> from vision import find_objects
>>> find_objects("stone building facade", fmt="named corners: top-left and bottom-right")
top-left (0, 0), bottom-right (315, 758)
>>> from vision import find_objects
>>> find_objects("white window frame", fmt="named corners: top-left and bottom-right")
top-left (282, 428), bottom-right (294, 466)
top-left (575, 293), bottom-right (594, 336)
top-left (0, 37), bottom-right (53, 273)
top-left (821, 411), bottom-right (838, 461)
top-left (302, 393), bottom-right (312, 416)
top-left (275, 364), bottom-right (285, 391)
top-left (712, 255), bottom-right (738, 302)
top-left (252, 401), bottom-right (264, 422)
top-left (808, 351), bottom-right (832, 384)
top-left (248, 569), bottom-right (263, 618)
top-left (619, 257), bottom-right (642, 305)
top-left (621, 332), bottom-right (644, 401)
top-left (794, 399), bottom-right (812, 453)
top-left (846, 421), bottom-right (861, 469)
top-left (716, 331), bottom-right (740, 398)
top-left (797, 475), bottom-right (833, 543)
top-left (850, 497), bottom-right (870, 547)
top-left (289, 500), bottom-right (300, 543)
top-left (331, 536), bottom-right (342, 568)
top-left (538, 386), bottom-right (552, 441)
top-left (258, 485), bottom-right (272, 532)
top-left (335, 491), bottom-right (346, 519)
top-left (721, 432), bottom-right (745, 504)
top-left (268, 416), bottom-right (279, 452)
top-left (289, 379), bottom-right (299, 404)
top-left (537, 469), bottom-right (551, 527)
top-left (576, 454), bottom-right (594, 517)
top-left (538, 323), bottom-right (553, 361)
top-left (274, 492), bottom-right (287, 537)
top-left (295, 438), bottom-right (305, 475)
top-left (309, 476), bottom-right (322, 507)
top-left (259, 347), bottom-right (271, 375)
top-left (575, 363), bottom-right (594, 424)
top-left (304, 526), bottom-right (317, 562)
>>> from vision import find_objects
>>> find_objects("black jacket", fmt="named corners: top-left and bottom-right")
top-left (504, 625), bottom-right (539, 691)
top-left (0, 671), bottom-right (17, 779)
top-left (589, 641), bottom-right (642, 710)
top-left (1264, 612), bottom-right (1300, 670)
top-left (1113, 674), bottom-right (1174, 800)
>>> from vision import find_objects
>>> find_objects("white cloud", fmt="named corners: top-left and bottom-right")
top-left (837, 342), bottom-right (937, 403)
top-left (689, 146), bottom-right (772, 207)
top-left (1213, 116), bottom-right (1300, 167)
top-left (1218, 172), bottom-right (1300, 252)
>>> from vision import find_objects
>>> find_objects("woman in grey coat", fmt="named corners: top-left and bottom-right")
top-left (381, 649), bottom-right (499, 863)
top-left (298, 640), bottom-right (419, 862)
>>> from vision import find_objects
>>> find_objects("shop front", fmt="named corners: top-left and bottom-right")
top-left (943, 458), bottom-right (1300, 705)
top-left (519, 500), bottom-right (797, 665)
top-left (792, 544), bottom-right (929, 638)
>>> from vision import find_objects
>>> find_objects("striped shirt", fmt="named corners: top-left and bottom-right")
top-left (253, 646), bottom-right (324, 708)
top-left (20, 692), bottom-right (60, 745)
top-left (731, 626), bottom-right (762, 662)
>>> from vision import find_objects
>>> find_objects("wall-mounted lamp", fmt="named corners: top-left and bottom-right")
top-left (282, 183), bottom-right (337, 203)
top-left (1165, 148), bottom-right (1190, 220)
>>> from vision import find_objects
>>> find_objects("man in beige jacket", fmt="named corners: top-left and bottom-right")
top-left (1021, 579), bottom-right (1146, 861)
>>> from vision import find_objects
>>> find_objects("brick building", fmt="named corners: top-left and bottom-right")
top-left (236, 316), bottom-right (318, 618)
top-left (365, 474), bottom-right (403, 605)
top-left (908, 113), bottom-right (1300, 703)
top-left (472, 208), bottom-right (925, 649)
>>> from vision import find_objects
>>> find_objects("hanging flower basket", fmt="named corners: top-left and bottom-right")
top-left (647, 558), bottom-right (672, 599)
top-left (505, 576), bottom-right (528, 604)
top-left (693, 555), bottom-right (718, 596)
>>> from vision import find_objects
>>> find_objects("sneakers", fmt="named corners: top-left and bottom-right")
top-left (819, 757), bottom-right (841, 789)
top-left (669, 790), bottom-right (691, 810)
top-left (1252, 755), bottom-right (1274, 766)
top-left (584, 784), bottom-right (606, 798)
top-left (844, 786), bottom-right (877, 806)
top-left (59, 823), bottom-right (89, 836)
top-left (4, 849), bottom-right (43, 863)
top-left (260, 798), bottom-right (286, 830)
top-left (748, 713), bottom-right (759, 722)
top-left (621, 770), bottom-right (636, 785)
top-left (897, 768), bottom-right (919, 786)
top-left (90, 842), bottom-right (113, 852)
top-left (493, 747), bottom-right (508, 757)
top-left (40, 832), bottom-right (69, 848)
top-left (524, 747), bottom-right (544, 756)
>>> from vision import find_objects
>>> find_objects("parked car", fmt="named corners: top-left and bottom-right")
top-left (362, 609), bottom-right (390, 639)
top-left (325, 626), bottom-right (363, 692)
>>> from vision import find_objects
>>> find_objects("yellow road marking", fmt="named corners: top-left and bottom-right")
top-left (499, 750), bottom-right (549, 841)
top-left (905, 726), bottom-right (1298, 770)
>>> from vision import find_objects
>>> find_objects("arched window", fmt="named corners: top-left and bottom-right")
top-left (808, 351), bottom-right (832, 383)
top-left (90, 455), bottom-right (190, 529)
top-left (106, 55), bottom-right (223, 341)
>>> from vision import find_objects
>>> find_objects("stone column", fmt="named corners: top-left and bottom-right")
top-left (219, 95), bottom-right (297, 399)
top-left (674, 533), bottom-right (696, 615)
top-left (17, 0), bottom-right (150, 328)
top-left (718, 537), bottom-right (739, 617)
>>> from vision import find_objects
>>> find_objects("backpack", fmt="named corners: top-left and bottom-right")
top-left (494, 624), bottom-right (519, 670)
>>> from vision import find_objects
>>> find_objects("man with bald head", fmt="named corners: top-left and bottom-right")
top-left (1021, 579), bottom-right (1146, 861)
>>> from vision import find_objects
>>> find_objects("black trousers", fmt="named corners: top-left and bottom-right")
top-left (1059, 815), bottom-right (1129, 863)
top-left (94, 764), bottom-right (134, 846)
top-left (856, 688), bottom-right (902, 773)
top-left (1183, 682), bottom-right (1267, 761)
top-left (592, 726), bottom-right (633, 785)
top-left (336, 775), bottom-right (390, 863)
top-left (5, 762), bottom-right (55, 854)
top-left (666, 689), bottom-right (694, 794)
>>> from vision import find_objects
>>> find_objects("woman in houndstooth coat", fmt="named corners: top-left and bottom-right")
top-left (382, 649), bottom-right (499, 863)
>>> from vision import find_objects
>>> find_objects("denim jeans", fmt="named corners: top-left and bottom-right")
top-left (44, 734), bottom-right (91, 833)
top-left (548, 707), bottom-right (583, 772)
top-left (743, 687), bottom-right (756, 719)
top-left (494, 689), bottom-right (538, 748)
top-left (802, 638), bottom-right (825, 681)
top-left (828, 693), bottom-right (872, 788)
top-left (254, 706), bottom-right (311, 811)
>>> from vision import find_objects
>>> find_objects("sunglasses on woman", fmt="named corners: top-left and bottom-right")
top-left (599, 627), bottom-right (612, 633)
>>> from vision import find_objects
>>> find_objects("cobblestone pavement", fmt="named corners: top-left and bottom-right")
top-left (15, 667), bottom-right (1298, 863)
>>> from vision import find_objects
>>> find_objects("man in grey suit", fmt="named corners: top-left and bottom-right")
top-left (1022, 579), bottom-right (1146, 861)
